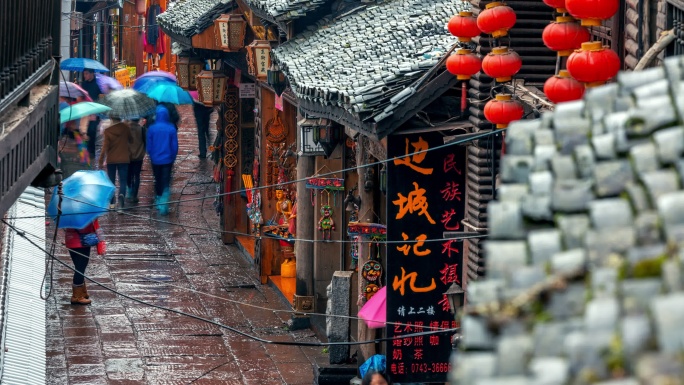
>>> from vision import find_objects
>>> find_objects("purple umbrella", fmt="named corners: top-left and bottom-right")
top-left (59, 81), bottom-right (93, 101)
top-left (137, 70), bottom-right (177, 82)
top-left (95, 74), bottom-right (124, 94)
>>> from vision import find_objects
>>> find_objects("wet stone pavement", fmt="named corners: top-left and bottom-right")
top-left (46, 105), bottom-right (327, 384)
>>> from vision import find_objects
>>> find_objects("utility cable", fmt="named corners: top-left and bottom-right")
top-left (2, 219), bottom-right (459, 347)
top-left (22, 226), bottom-right (461, 332)
top-left (8, 126), bottom-right (504, 222)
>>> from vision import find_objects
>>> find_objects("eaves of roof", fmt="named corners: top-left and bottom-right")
top-left (273, 0), bottom-right (467, 139)
top-left (157, 0), bottom-right (234, 38)
top-left (243, 0), bottom-right (332, 24)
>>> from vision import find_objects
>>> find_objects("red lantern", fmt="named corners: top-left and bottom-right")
top-left (477, 2), bottom-right (517, 38)
top-left (482, 47), bottom-right (522, 83)
top-left (566, 41), bottom-right (620, 87)
top-left (566, 0), bottom-right (619, 27)
top-left (542, 16), bottom-right (591, 56)
top-left (543, 0), bottom-right (567, 13)
top-left (544, 70), bottom-right (585, 103)
top-left (448, 11), bottom-right (481, 42)
top-left (446, 49), bottom-right (482, 80)
top-left (484, 94), bottom-right (524, 128)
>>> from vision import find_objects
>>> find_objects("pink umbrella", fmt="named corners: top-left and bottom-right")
top-left (59, 81), bottom-right (93, 101)
top-left (137, 70), bottom-right (177, 82)
top-left (95, 73), bottom-right (123, 94)
top-left (358, 286), bottom-right (386, 329)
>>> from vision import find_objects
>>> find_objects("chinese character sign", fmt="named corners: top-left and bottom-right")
top-left (386, 131), bottom-right (466, 383)
top-left (255, 47), bottom-right (270, 78)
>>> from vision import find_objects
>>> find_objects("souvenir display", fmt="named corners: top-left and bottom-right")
top-left (318, 205), bottom-right (335, 241)
top-left (359, 242), bottom-right (383, 304)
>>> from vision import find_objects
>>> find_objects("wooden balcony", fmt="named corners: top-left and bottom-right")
top-left (0, 0), bottom-right (60, 216)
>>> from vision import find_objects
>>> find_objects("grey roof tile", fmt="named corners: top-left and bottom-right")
top-left (273, 0), bottom-right (468, 123)
top-left (157, 0), bottom-right (233, 37)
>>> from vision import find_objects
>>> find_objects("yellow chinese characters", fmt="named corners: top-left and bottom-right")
top-left (396, 233), bottom-right (431, 256)
top-left (393, 182), bottom-right (436, 224)
top-left (393, 137), bottom-right (433, 175)
top-left (392, 267), bottom-right (437, 296)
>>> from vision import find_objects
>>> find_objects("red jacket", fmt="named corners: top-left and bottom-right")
top-left (65, 220), bottom-right (100, 249)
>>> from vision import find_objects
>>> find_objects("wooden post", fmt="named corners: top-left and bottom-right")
top-left (295, 154), bottom-right (315, 297)
top-left (356, 137), bottom-right (376, 361)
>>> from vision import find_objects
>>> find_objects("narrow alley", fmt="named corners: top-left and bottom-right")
top-left (46, 105), bottom-right (327, 385)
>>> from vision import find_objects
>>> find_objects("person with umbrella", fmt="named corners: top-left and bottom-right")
top-left (58, 102), bottom-right (111, 178)
top-left (80, 69), bottom-right (105, 160)
top-left (190, 90), bottom-right (214, 159)
top-left (146, 104), bottom-right (178, 215)
top-left (98, 115), bottom-right (133, 212)
top-left (126, 117), bottom-right (146, 203)
top-left (47, 170), bottom-right (116, 305)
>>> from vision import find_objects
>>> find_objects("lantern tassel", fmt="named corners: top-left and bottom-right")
top-left (461, 81), bottom-right (468, 114)
top-left (226, 169), bottom-right (234, 203)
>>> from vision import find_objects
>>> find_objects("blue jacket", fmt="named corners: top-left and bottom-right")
top-left (146, 105), bottom-right (178, 165)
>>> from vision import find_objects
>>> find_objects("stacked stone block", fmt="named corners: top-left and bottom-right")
top-left (451, 56), bottom-right (684, 384)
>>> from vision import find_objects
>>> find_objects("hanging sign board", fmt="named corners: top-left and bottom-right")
top-left (385, 131), bottom-right (466, 383)
top-left (239, 83), bottom-right (255, 98)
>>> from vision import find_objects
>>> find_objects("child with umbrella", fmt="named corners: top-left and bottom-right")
top-left (47, 170), bottom-right (115, 305)
top-left (146, 104), bottom-right (178, 215)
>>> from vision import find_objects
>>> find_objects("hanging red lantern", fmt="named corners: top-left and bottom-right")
top-left (482, 47), bottom-right (522, 83)
top-left (566, 41), bottom-right (620, 87)
top-left (484, 94), bottom-right (524, 128)
top-left (544, 70), bottom-right (585, 103)
top-left (566, 0), bottom-right (619, 27)
top-left (543, 0), bottom-right (567, 13)
top-left (446, 49), bottom-right (482, 80)
top-left (542, 16), bottom-right (591, 56)
top-left (477, 2), bottom-right (517, 38)
top-left (448, 11), bottom-right (481, 42)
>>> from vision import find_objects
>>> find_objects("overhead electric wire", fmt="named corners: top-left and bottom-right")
top-left (7, 126), bottom-right (504, 226)
top-left (2, 219), bottom-right (459, 347)
top-left (17, 221), bottom-right (462, 331)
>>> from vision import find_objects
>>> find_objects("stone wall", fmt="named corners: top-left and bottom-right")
top-left (450, 56), bottom-right (684, 384)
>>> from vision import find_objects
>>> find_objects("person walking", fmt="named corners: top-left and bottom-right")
top-left (80, 69), bottom-right (104, 159)
top-left (126, 118), bottom-right (146, 203)
top-left (191, 91), bottom-right (214, 159)
top-left (64, 219), bottom-right (102, 305)
top-left (58, 118), bottom-right (91, 178)
top-left (146, 104), bottom-right (178, 215)
top-left (98, 117), bottom-right (133, 212)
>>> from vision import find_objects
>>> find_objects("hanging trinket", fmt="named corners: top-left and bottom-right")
top-left (318, 205), bottom-right (335, 241)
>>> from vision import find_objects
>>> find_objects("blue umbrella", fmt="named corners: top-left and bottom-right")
top-left (47, 170), bottom-right (116, 229)
top-left (60, 58), bottom-right (110, 73)
top-left (59, 102), bottom-right (112, 124)
top-left (145, 82), bottom-right (193, 105)
top-left (132, 76), bottom-right (176, 93)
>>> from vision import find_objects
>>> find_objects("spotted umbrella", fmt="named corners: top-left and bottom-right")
top-left (103, 89), bottom-right (156, 120)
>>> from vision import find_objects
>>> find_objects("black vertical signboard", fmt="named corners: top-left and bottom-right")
top-left (386, 131), bottom-right (466, 383)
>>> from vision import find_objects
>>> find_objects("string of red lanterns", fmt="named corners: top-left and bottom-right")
top-left (445, 1), bottom-right (524, 130)
top-left (541, 0), bottom-right (620, 104)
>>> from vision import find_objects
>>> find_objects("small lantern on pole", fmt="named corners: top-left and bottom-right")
top-left (444, 282), bottom-right (465, 315)
top-left (298, 117), bottom-right (327, 156)
top-left (246, 40), bottom-right (271, 80)
top-left (214, 14), bottom-right (247, 52)
top-left (267, 62), bottom-right (288, 96)
top-left (196, 65), bottom-right (228, 106)
top-left (176, 56), bottom-right (204, 90)
top-left (313, 121), bottom-right (340, 158)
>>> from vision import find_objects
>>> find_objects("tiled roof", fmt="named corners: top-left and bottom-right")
top-left (244, 0), bottom-right (330, 23)
top-left (273, 0), bottom-right (467, 130)
top-left (157, 0), bottom-right (233, 38)
top-left (1, 186), bottom-right (46, 383)
top-left (453, 56), bottom-right (684, 383)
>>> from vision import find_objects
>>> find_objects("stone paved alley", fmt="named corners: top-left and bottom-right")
top-left (46, 105), bottom-right (326, 385)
